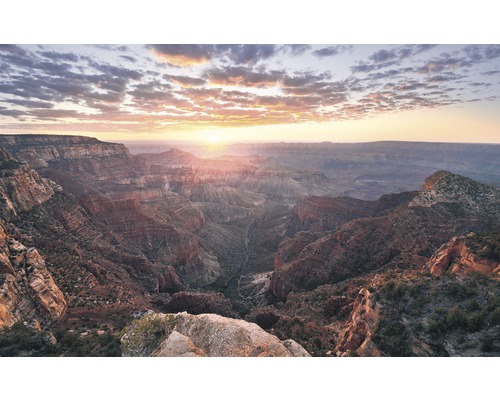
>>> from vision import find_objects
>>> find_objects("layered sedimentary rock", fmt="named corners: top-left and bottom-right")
top-left (0, 147), bottom-right (59, 221)
top-left (121, 312), bottom-right (310, 357)
top-left (0, 236), bottom-right (67, 328)
top-left (0, 146), bottom-right (67, 328)
top-left (0, 134), bottom-right (129, 168)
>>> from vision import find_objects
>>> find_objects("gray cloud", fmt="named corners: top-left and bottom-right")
top-left (217, 44), bottom-right (278, 65)
top-left (39, 51), bottom-right (79, 63)
top-left (352, 44), bottom-right (438, 73)
top-left (283, 44), bottom-right (311, 56)
top-left (369, 49), bottom-right (397, 63)
top-left (163, 74), bottom-right (206, 87)
top-left (204, 66), bottom-right (284, 87)
top-left (312, 45), bottom-right (352, 58)
top-left (4, 99), bottom-right (54, 108)
top-left (120, 55), bottom-right (137, 63)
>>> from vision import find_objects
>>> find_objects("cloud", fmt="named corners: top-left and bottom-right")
top-left (149, 44), bottom-right (213, 66)
top-left (414, 46), bottom-right (500, 76)
top-left (4, 99), bottom-right (54, 108)
top-left (0, 106), bottom-right (24, 117)
top-left (283, 44), bottom-right (311, 56)
top-left (38, 51), bottom-right (79, 63)
top-left (426, 72), bottom-right (465, 82)
top-left (86, 60), bottom-right (142, 81)
top-left (0, 44), bottom-right (26, 55)
top-left (163, 74), bottom-right (206, 87)
top-left (312, 45), bottom-right (352, 58)
top-left (369, 49), bottom-right (397, 63)
top-left (482, 69), bottom-right (500, 76)
top-left (218, 44), bottom-right (278, 64)
top-left (352, 44), bottom-right (438, 73)
top-left (149, 44), bottom-right (280, 66)
top-left (91, 45), bottom-right (130, 52)
top-left (204, 66), bottom-right (283, 87)
top-left (120, 55), bottom-right (137, 63)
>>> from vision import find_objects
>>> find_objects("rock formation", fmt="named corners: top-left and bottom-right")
top-left (0, 146), bottom-right (67, 328)
top-left (121, 311), bottom-right (310, 357)
top-left (423, 233), bottom-right (500, 276)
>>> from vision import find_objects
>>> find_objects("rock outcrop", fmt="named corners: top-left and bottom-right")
top-left (121, 311), bottom-right (310, 357)
top-left (424, 234), bottom-right (500, 276)
top-left (0, 232), bottom-right (67, 328)
top-left (0, 147), bottom-right (59, 221)
top-left (335, 288), bottom-right (381, 357)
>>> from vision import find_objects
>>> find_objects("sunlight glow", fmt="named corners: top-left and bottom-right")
top-left (209, 134), bottom-right (219, 144)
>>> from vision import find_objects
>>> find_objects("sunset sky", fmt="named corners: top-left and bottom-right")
top-left (1, 44), bottom-right (499, 143)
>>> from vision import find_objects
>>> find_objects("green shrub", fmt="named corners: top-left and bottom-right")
top-left (373, 320), bottom-right (412, 356)
top-left (466, 312), bottom-right (485, 332)
top-left (446, 306), bottom-right (467, 329)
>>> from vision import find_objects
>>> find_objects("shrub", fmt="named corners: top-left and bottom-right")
top-left (427, 318), bottom-right (447, 337)
top-left (446, 306), bottom-right (467, 329)
top-left (373, 320), bottom-right (412, 356)
top-left (466, 312), bottom-right (485, 332)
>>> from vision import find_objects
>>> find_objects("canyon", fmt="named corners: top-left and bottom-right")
top-left (0, 134), bottom-right (499, 356)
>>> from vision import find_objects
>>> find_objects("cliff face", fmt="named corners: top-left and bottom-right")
top-left (0, 223), bottom-right (66, 328)
top-left (120, 312), bottom-right (310, 357)
top-left (0, 147), bottom-right (59, 221)
top-left (0, 134), bottom-right (129, 168)
top-left (0, 146), bottom-right (66, 328)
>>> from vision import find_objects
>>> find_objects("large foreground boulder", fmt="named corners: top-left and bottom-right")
top-left (121, 311), bottom-right (310, 357)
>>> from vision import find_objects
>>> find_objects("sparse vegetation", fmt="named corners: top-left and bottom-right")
top-left (120, 313), bottom-right (177, 356)
top-left (373, 319), bottom-right (411, 357)
top-left (466, 231), bottom-right (500, 262)
top-left (0, 323), bottom-right (121, 357)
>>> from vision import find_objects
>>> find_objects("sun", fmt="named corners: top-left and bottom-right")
top-left (209, 134), bottom-right (219, 144)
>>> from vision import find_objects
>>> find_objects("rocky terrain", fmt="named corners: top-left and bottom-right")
top-left (0, 148), bottom-right (67, 330)
top-left (0, 134), bottom-right (499, 357)
top-left (121, 311), bottom-right (310, 357)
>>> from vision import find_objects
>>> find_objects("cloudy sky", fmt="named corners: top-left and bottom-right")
top-left (0, 44), bottom-right (499, 143)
